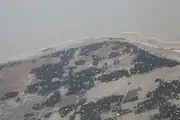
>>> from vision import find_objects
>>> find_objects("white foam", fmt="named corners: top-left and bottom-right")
top-left (0, 40), bottom-right (83, 64)
top-left (1, 34), bottom-right (178, 64)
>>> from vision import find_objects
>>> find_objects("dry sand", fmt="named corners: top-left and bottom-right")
top-left (0, 38), bottom-right (180, 120)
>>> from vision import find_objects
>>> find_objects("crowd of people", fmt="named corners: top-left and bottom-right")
top-left (0, 91), bottom-right (19, 100)
top-left (79, 42), bottom-right (105, 56)
top-left (57, 95), bottom-right (124, 120)
top-left (130, 50), bottom-right (180, 75)
top-left (0, 60), bottom-right (22, 71)
top-left (24, 40), bottom-right (180, 97)
top-left (78, 95), bottom-right (123, 120)
top-left (134, 79), bottom-right (180, 120)
top-left (59, 98), bottom-right (87, 117)
top-left (11, 41), bottom-right (180, 120)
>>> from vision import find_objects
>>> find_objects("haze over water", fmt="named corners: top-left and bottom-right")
top-left (0, 0), bottom-right (180, 62)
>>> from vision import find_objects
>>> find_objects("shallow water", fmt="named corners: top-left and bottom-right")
top-left (0, 0), bottom-right (180, 62)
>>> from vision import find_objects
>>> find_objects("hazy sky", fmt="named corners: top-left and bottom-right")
top-left (0, 0), bottom-right (180, 62)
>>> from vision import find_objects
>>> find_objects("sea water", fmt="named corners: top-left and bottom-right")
top-left (1, 0), bottom-right (180, 62)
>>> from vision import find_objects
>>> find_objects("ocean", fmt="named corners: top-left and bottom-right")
top-left (0, 0), bottom-right (180, 62)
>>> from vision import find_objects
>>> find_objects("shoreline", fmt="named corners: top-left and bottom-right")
top-left (0, 39), bottom-right (83, 64)
top-left (1, 35), bottom-right (180, 64)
